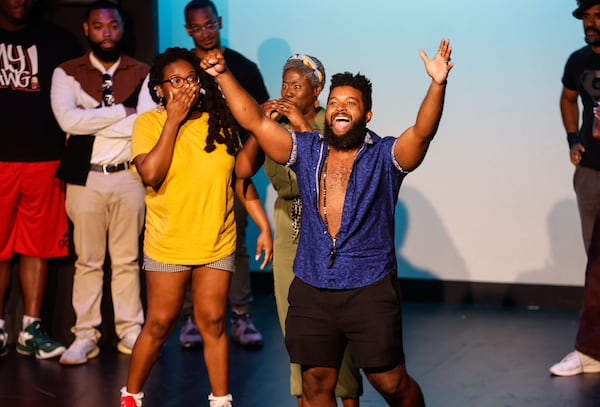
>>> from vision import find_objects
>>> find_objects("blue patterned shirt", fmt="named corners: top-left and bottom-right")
top-left (287, 130), bottom-right (407, 289)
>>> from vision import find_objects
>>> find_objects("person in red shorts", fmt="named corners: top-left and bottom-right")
top-left (0, 0), bottom-right (80, 359)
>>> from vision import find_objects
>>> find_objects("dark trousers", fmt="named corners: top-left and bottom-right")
top-left (576, 203), bottom-right (600, 360)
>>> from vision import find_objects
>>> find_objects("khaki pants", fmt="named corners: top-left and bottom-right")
top-left (66, 170), bottom-right (145, 341)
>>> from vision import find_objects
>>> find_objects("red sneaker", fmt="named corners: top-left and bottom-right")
top-left (120, 387), bottom-right (143, 407)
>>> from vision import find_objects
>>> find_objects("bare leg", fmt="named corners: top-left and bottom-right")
top-left (300, 396), bottom-right (360, 407)
top-left (364, 364), bottom-right (424, 407)
top-left (336, 345), bottom-right (363, 405)
top-left (301, 366), bottom-right (338, 407)
top-left (0, 260), bottom-right (11, 318)
top-left (298, 381), bottom-right (360, 406)
top-left (192, 266), bottom-right (231, 396)
top-left (18, 256), bottom-right (48, 318)
top-left (126, 270), bottom-right (190, 393)
top-left (342, 397), bottom-right (359, 407)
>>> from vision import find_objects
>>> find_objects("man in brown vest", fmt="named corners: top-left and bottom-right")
top-left (50, 0), bottom-right (153, 365)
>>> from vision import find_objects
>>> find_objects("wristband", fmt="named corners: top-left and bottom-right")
top-left (567, 132), bottom-right (580, 148)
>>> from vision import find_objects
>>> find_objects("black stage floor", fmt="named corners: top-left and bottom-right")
top-left (0, 293), bottom-right (599, 407)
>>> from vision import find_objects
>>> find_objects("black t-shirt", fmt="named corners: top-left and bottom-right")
top-left (563, 45), bottom-right (600, 170)
top-left (0, 21), bottom-right (81, 161)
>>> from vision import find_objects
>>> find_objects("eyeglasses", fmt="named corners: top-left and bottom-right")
top-left (160, 75), bottom-right (200, 88)
top-left (186, 21), bottom-right (219, 35)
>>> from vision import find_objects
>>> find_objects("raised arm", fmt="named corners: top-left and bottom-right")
top-left (394, 38), bottom-right (453, 172)
top-left (201, 50), bottom-right (293, 164)
top-left (236, 98), bottom-right (314, 178)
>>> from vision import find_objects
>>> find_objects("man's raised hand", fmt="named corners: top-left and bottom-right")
top-left (419, 38), bottom-right (453, 85)
top-left (200, 49), bottom-right (227, 77)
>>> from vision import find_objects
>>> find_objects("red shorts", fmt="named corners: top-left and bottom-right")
top-left (0, 161), bottom-right (69, 260)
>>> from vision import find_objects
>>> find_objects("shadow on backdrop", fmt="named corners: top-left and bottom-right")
top-left (257, 37), bottom-right (292, 99)
top-left (396, 185), bottom-right (469, 303)
top-left (518, 198), bottom-right (586, 286)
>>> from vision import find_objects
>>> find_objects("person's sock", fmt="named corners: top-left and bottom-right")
top-left (22, 315), bottom-right (40, 329)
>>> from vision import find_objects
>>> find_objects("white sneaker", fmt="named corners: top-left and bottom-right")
top-left (550, 350), bottom-right (600, 376)
top-left (208, 393), bottom-right (232, 407)
top-left (117, 332), bottom-right (139, 355)
top-left (59, 338), bottom-right (100, 365)
top-left (0, 328), bottom-right (7, 357)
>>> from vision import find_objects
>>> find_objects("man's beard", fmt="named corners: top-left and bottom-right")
top-left (88, 39), bottom-right (122, 63)
top-left (586, 37), bottom-right (600, 47)
top-left (323, 117), bottom-right (368, 150)
top-left (585, 28), bottom-right (600, 47)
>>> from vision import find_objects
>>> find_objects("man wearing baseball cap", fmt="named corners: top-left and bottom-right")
top-left (550, 0), bottom-right (600, 376)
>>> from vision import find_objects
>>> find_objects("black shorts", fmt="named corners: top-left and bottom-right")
top-left (285, 273), bottom-right (405, 369)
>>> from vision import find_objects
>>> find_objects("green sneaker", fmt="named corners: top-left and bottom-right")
top-left (0, 328), bottom-right (7, 357)
top-left (16, 321), bottom-right (65, 359)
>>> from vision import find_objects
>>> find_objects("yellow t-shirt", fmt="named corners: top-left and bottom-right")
top-left (132, 110), bottom-right (236, 264)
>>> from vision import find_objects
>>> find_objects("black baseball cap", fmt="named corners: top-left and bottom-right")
top-left (573, 0), bottom-right (600, 19)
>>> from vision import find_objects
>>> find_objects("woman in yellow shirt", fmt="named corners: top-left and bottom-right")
top-left (121, 47), bottom-right (271, 407)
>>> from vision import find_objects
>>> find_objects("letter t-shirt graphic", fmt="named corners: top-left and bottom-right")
top-left (27, 45), bottom-right (38, 90)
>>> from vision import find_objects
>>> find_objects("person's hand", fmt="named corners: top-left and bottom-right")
top-left (262, 99), bottom-right (290, 120)
top-left (260, 99), bottom-right (281, 120)
top-left (254, 229), bottom-right (273, 270)
top-left (164, 82), bottom-right (199, 125)
top-left (262, 98), bottom-right (302, 121)
top-left (570, 143), bottom-right (585, 166)
top-left (200, 49), bottom-right (227, 77)
top-left (262, 98), bottom-right (311, 131)
top-left (419, 38), bottom-right (453, 85)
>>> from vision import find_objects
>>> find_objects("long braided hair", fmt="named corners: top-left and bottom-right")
top-left (148, 47), bottom-right (238, 155)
